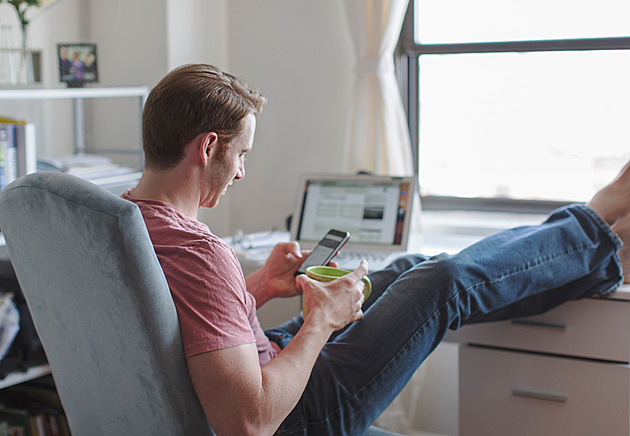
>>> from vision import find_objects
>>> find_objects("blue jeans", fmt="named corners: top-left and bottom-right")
top-left (266, 204), bottom-right (623, 435)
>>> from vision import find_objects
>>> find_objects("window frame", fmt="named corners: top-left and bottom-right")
top-left (398, 1), bottom-right (630, 213)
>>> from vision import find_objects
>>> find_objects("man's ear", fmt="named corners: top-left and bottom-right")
top-left (199, 132), bottom-right (219, 164)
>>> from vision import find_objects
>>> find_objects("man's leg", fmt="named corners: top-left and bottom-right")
top-left (276, 162), bottom-right (630, 435)
top-left (277, 202), bottom-right (623, 435)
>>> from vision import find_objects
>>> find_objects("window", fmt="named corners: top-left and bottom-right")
top-left (400, 0), bottom-right (630, 212)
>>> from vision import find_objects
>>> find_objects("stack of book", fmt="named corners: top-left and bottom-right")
top-left (0, 119), bottom-right (141, 195)
top-left (37, 154), bottom-right (142, 195)
top-left (0, 123), bottom-right (36, 190)
top-left (0, 377), bottom-right (70, 436)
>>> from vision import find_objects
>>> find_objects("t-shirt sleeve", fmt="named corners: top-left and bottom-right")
top-left (163, 239), bottom-right (256, 357)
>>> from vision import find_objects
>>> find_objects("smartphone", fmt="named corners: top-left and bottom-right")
top-left (296, 229), bottom-right (350, 275)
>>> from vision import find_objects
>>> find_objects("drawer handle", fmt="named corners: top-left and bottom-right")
top-left (511, 319), bottom-right (566, 332)
top-left (512, 388), bottom-right (567, 403)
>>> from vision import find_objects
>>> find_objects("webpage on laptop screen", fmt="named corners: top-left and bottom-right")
top-left (298, 181), bottom-right (410, 245)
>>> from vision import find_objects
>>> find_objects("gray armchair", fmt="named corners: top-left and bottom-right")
top-left (0, 172), bottom-right (402, 436)
top-left (0, 172), bottom-right (212, 435)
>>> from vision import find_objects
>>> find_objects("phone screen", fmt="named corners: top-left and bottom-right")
top-left (296, 230), bottom-right (349, 275)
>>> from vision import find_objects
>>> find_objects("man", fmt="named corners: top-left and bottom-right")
top-left (124, 63), bottom-right (630, 436)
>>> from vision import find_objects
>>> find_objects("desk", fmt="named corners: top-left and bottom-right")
top-left (445, 286), bottom-right (630, 435)
top-left (410, 217), bottom-right (630, 435)
top-left (421, 213), bottom-right (630, 435)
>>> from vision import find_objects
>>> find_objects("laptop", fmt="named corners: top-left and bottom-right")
top-left (290, 173), bottom-right (418, 271)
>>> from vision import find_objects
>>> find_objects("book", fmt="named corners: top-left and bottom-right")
top-left (13, 124), bottom-right (36, 178)
top-left (37, 153), bottom-right (138, 188)
top-left (0, 380), bottom-right (69, 436)
top-left (0, 125), bottom-right (17, 190)
top-left (36, 153), bottom-right (111, 171)
top-left (0, 121), bottom-right (37, 184)
top-left (88, 170), bottom-right (142, 195)
top-left (0, 408), bottom-right (34, 436)
top-left (37, 153), bottom-right (135, 178)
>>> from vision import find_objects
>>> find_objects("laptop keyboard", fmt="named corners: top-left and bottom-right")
top-left (335, 250), bottom-right (402, 271)
top-left (337, 250), bottom-right (390, 262)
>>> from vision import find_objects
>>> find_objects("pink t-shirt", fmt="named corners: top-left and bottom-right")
top-left (122, 193), bottom-right (279, 366)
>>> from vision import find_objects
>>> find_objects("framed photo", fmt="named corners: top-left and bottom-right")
top-left (57, 43), bottom-right (98, 87)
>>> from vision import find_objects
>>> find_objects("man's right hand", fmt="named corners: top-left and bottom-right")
top-left (188, 259), bottom-right (371, 435)
top-left (296, 260), bottom-right (369, 331)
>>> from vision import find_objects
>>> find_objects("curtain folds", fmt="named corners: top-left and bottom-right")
top-left (343, 0), bottom-right (413, 176)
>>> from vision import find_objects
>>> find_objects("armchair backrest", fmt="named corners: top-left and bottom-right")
top-left (0, 172), bottom-right (213, 435)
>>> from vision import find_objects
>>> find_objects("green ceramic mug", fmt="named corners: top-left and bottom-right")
top-left (303, 265), bottom-right (372, 317)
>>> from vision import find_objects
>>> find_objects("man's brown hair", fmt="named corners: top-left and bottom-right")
top-left (142, 64), bottom-right (266, 169)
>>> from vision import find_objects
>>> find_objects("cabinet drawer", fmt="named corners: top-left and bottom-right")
top-left (459, 345), bottom-right (629, 436)
top-left (446, 297), bottom-right (630, 362)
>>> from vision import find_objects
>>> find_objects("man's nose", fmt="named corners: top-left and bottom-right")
top-left (235, 164), bottom-right (245, 180)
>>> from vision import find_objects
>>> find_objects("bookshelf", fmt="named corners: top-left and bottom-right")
top-left (0, 87), bottom-right (148, 394)
top-left (0, 86), bottom-right (149, 156)
top-left (0, 86), bottom-right (149, 245)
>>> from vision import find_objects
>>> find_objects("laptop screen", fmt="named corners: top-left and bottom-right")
top-left (291, 174), bottom-right (417, 250)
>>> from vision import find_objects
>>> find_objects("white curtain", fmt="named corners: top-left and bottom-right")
top-left (343, 0), bottom-right (413, 176)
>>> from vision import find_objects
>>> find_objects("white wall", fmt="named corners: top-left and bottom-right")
top-left (83, 0), bottom-right (167, 169)
top-left (166, 0), bottom-right (232, 236)
top-left (1, 2), bottom-right (458, 434)
top-left (166, 0), bottom-right (228, 70)
top-left (219, 0), bottom-right (355, 236)
top-left (1, 1), bottom-right (355, 235)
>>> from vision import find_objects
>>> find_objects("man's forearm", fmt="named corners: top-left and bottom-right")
top-left (256, 316), bottom-right (333, 433)
top-left (245, 267), bottom-right (273, 307)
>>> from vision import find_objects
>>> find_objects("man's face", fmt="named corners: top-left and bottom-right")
top-left (202, 114), bottom-right (256, 208)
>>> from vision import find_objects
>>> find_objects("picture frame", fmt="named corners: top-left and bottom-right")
top-left (57, 43), bottom-right (98, 87)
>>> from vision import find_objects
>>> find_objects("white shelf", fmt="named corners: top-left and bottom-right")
top-left (0, 86), bottom-right (149, 101)
top-left (0, 364), bottom-right (51, 390)
top-left (0, 86), bottom-right (149, 158)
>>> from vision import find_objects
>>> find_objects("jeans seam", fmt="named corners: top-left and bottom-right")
top-left (463, 239), bottom-right (608, 319)
top-left (579, 203), bottom-right (623, 250)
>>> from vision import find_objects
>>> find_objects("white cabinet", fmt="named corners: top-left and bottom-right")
top-left (459, 346), bottom-right (628, 436)
top-left (446, 288), bottom-right (630, 435)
